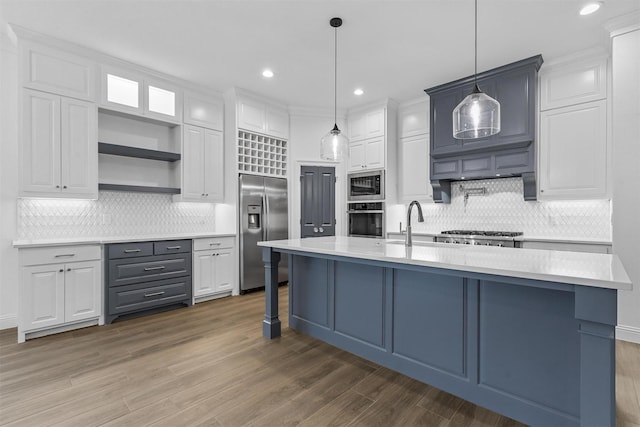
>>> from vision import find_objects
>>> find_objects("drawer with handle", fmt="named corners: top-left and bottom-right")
top-left (193, 236), bottom-right (235, 251)
top-left (154, 239), bottom-right (191, 255)
top-left (107, 277), bottom-right (191, 315)
top-left (108, 253), bottom-right (192, 287)
top-left (20, 245), bottom-right (101, 266)
top-left (107, 242), bottom-right (153, 259)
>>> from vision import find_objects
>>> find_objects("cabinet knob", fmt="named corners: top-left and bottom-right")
top-left (56, 185), bottom-right (60, 189)
top-left (540, 189), bottom-right (544, 193)
top-left (319, 227), bottom-right (324, 233)
top-left (201, 193), bottom-right (205, 196)
top-left (59, 269), bottom-right (63, 273)
top-left (63, 185), bottom-right (67, 189)
top-left (67, 268), bottom-right (71, 272)
top-left (205, 193), bottom-right (209, 197)
top-left (314, 227), bottom-right (319, 233)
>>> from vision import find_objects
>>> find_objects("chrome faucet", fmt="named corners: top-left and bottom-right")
top-left (406, 200), bottom-right (424, 247)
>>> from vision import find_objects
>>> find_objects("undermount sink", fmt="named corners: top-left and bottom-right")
top-left (385, 239), bottom-right (438, 248)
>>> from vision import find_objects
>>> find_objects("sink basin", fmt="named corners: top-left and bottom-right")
top-left (385, 239), bottom-right (438, 248)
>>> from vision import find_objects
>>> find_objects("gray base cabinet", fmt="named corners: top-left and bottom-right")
top-left (105, 239), bottom-right (192, 323)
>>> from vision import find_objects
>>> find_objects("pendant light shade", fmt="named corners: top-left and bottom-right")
top-left (453, 85), bottom-right (500, 139)
top-left (453, 0), bottom-right (501, 139)
top-left (320, 17), bottom-right (348, 161)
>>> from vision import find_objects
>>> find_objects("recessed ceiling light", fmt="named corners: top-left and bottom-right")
top-left (262, 69), bottom-right (274, 78)
top-left (354, 88), bottom-right (364, 96)
top-left (580, 2), bottom-right (602, 15)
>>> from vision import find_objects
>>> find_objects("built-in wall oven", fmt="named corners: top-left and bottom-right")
top-left (348, 170), bottom-right (384, 201)
top-left (348, 202), bottom-right (384, 238)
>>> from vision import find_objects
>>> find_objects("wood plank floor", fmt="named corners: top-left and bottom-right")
top-left (1, 286), bottom-right (639, 426)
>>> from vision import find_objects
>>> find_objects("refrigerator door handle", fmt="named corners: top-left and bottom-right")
top-left (262, 194), bottom-right (269, 241)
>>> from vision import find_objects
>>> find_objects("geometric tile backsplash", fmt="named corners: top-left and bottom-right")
top-left (18, 178), bottom-right (612, 241)
top-left (17, 191), bottom-right (217, 239)
top-left (387, 177), bottom-right (611, 240)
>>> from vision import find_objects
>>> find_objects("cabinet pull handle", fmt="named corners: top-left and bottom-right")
top-left (144, 266), bottom-right (166, 271)
top-left (144, 291), bottom-right (165, 297)
top-left (209, 242), bottom-right (221, 246)
top-left (166, 246), bottom-right (181, 250)
top-left (124, 249), bottom-right (142, 253)
top-left (54, 254), bottom-right (75, 258)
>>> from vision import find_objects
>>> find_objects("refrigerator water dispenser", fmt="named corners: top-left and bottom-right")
top-left (248, 205), bottom-right (261, 229)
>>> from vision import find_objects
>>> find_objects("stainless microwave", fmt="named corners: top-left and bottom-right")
top-left (347, 170), bottom-right (385, 201)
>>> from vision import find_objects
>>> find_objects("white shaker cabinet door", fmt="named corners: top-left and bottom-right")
top-left (193, 251), bottom-right (216, 297)
top-left (400, 135), bottom-right (432, 202)
top-left (266, 106), bottom-right (289, 140)
top-left (60, 97), bottom-right (98, 198)
top-left (538, 100), bottom-right (608, 199)
top-left (238, 98), bottom-right (266, 133)
top-left (214, 249), bottom-right (234, 293)
top-left (21, 89), bottom-right (61, 194)
top-left (203, 129), bottom-right (224, 202)
top-left (21, 265), bottom-right (65, 331)
top-left (182, 125), bottom-right (206, 200)
top-left (364, 137), bottom-right (385, 169)
top-left (64, 260), bottom-right (101, 323)
top-left (348, 141), bottom-right (366, 171)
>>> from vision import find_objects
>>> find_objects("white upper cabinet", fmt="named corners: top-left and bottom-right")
top-left (179, 124), bottom-right (224, 202)
top-left (21, 89), bottom-right (98, 199)
top-left (540, 56), bottom-right (607, 111)
top-left (100, 66), bottom-right (181, 123)
top-left (265, 105), bottom-right (289, 140)
top-left (21, 41), bottom-right (97, 101)
top-left (398, 99), bottom-right (430, 138)
top-left (349, 108), bottom-right (385, 141)
top-left (237, 95), bottom-right (289, 139)
top-left (538, 101), bottom-right (607, 199)
top-left (538, 53), bottom-right (610, 200)
top-left (183, 90), bottom-right (224, 131)
top-left (398, 98), bottom-right (432, 202)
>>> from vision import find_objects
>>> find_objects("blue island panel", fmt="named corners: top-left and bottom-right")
top-left (334, 261), bottom-right (385, 348)
top-left (393, 270), bottom-right (466, 377)
top-left (478, 280), bottom-right (580, 418)
top-left (291, 256), bottom-right (329, 328)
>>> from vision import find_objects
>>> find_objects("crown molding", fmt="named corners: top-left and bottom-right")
top-left (605, 11), bottom-right (640, 37)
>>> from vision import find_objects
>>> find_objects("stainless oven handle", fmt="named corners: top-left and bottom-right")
top-left (347, 210), bottom-right (385, 214)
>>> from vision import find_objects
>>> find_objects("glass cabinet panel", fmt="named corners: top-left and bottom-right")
top-left (106, 74), bottom-right (139, 108)
top-left (148, 85), bottom-right (176, 117)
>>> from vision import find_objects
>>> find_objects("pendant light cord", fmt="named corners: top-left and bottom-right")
top-left (334, 24), bottom-right (338, 126)
top-left (474, 0), bottom-right (478, 87)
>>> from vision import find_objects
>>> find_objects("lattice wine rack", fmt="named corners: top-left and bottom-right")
top-left (237, 131), bottom-right (287, 177)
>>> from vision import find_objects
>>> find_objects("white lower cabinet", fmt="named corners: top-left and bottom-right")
top-left (19, 245), bottom-right (102, 343)
top-left (193, 237), bottom-right (235, 302)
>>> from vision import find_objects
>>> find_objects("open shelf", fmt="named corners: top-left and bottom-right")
top-left (98, 142), bottom-right (180, 162)
top-left (98, 183), bottom-right (181, 194)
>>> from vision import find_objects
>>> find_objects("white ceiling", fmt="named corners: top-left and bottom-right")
top-left (2, 0), bottom-right (639, 110)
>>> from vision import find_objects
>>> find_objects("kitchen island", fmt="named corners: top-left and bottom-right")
top-left (258, 236), bottom-right (632, 427)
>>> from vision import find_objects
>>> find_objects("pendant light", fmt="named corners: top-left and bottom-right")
top-left (453, 0), bottom-right (500, 139)
top-left (320, 17), bottom-right (348, 161)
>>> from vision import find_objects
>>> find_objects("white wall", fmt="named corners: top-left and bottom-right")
top-left (0, 26), bottom-right (19, 329)
top-left (611, 24), bottom-right (640, 344)
top-left (288, 109), bottom-right (347, 239)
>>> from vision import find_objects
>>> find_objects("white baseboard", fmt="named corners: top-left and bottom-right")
top-left (0, 314), bottom-right (17, 330)
top-left (616, 325), bottom-right (640, 344)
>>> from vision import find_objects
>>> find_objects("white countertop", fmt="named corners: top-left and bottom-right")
top-left (13, 232), bottom-right (236, 248)
top-left (258, 236), bottom-right (631, 291)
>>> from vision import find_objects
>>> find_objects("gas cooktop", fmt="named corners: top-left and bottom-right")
top-left (436, 230), bottom-right (523, 248)
top-left (440, 230), bottom-right (523, 237)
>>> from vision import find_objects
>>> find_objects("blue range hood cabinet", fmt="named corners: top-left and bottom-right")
top-left (424, 55), bottom-right (543, 203)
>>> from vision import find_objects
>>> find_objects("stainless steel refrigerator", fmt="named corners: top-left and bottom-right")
top-left (239, 174), bottom-right (288, 293)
